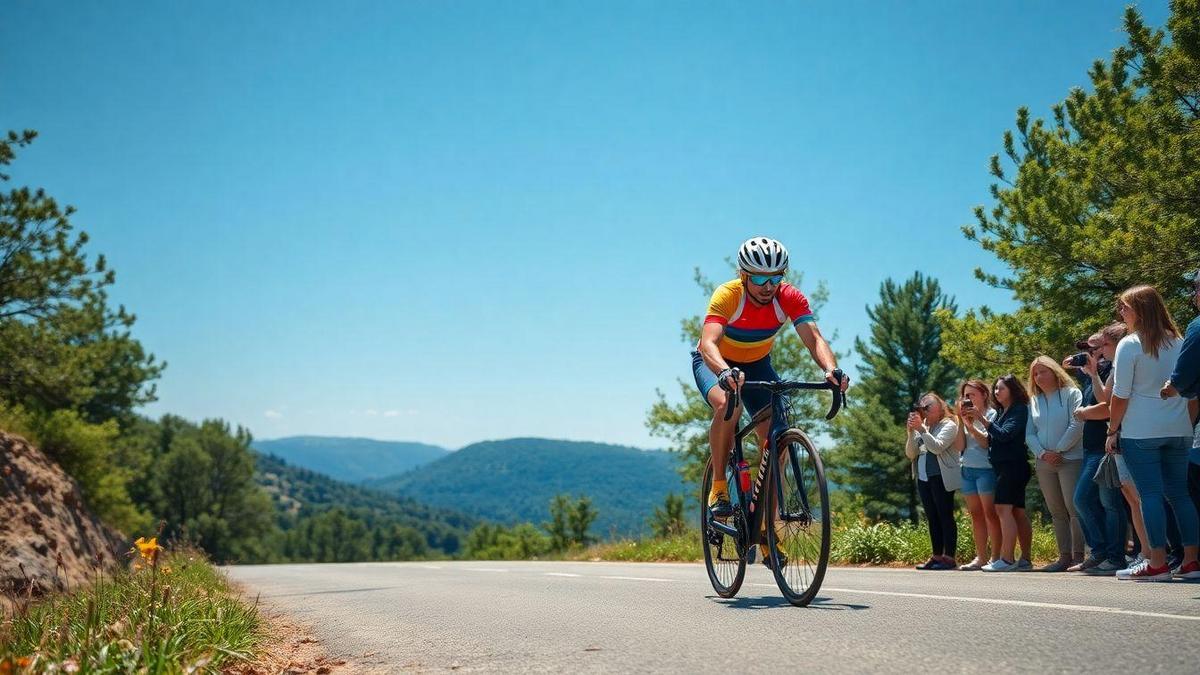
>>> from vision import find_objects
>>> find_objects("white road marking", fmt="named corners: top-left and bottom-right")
top-left (544, 573), bottom-right (582, 578)
top-left (418, 565), bottom-right (443, 570)
top-left (465, 567), bottom-right (509, 573)
top-left (600, 575), bottom-right (678, 583)
top-left (817, 586), bottom-right (1200, 622)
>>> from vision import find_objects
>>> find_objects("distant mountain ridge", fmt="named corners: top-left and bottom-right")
top-left (366, 437), bottom-right (687, 538)
top-left (254, 452), bottom-right (474, 558)
top-left (252, 436), bottom-right (449, 483)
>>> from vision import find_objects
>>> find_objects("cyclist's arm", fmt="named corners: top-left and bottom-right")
top-left (794, 321), bottom-right (838, 374)
top-left (698, 322), bottom-right (731, 376)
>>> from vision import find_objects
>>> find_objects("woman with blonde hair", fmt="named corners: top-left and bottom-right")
top-left (953, 379), bottom-right (1002, 570)
top-left (906, 392), bottom-right (961, 570)
top-left (1027, 355), bottom-right (1086, 571)
top-left (1109, 286), bottom-right (1199, 580)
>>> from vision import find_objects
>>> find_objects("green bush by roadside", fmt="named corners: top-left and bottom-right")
top-left (574, 514), bottom-right (1062, 565)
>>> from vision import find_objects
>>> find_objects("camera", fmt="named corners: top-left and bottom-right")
top-left (962, 399), bottom-right (975, 411)
top-left (1070, 352), bottom-right (1089, 367)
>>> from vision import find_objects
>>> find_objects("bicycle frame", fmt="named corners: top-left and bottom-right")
top-left (707, 376), bottom-right (843, 552)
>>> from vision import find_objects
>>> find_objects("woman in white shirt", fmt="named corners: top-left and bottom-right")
top-left (1107, 285), bottom-right (1199, 581)
top-left (1027, 356), bottom-right (1086, 572)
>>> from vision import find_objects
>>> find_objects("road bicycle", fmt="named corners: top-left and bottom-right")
top-left (701, 370), bottom-right (845, 607)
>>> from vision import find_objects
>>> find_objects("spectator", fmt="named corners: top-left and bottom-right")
top-left (1160, 268), bottom-right (1200, 576)
top-left (964, 375), bottom-right (1034, 572)
top-left (1027, 355), bottom-right (1086, 571)
top-left (905, 393), bottom-right (961, 570)
top-left (1108, 285), bottom-right (1199, 581)
top-left (1066, 331), bottom-right (1125, 575)
top-left (1091, 323), bottom-right (1153, 563)
top-left (953, 379), bottom-right (1001, 570)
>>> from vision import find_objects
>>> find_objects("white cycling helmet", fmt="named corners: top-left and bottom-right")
top-left (737, 237), bottom-right (789, 274)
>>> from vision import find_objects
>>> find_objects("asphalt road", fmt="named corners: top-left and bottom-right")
top-left (226, 561), bottom-right (1200, 673)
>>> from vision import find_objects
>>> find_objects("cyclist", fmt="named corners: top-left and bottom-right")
top-left (692, 236), bottom-right (848, 565)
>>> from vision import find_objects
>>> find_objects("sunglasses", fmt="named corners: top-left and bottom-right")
top-left (748, 274), bottom-right (784, 286)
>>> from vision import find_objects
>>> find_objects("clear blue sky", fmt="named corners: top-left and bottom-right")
top-left (2, 1), bottom-right (1169, 449)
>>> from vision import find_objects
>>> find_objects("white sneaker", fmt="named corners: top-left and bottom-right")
top-left (981, 559), bottom-right (1018, 573)
top-left (1116, 559), bottom-right (1148, 580)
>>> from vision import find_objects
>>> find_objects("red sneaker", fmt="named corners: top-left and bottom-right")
top-left (1173, 561), bottom-right (1200, 580)
top-left (1127, 563), bottom-right (1172, 582)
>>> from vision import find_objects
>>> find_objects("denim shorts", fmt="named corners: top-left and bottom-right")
top-left (960, 465), bottom-right (997, 496)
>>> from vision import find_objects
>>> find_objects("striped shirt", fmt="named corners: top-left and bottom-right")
top-left (702, 280), bottom-right (814, 362)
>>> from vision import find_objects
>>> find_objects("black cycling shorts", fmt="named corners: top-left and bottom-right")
top-left (992, 459), bottom-right (1031, 508)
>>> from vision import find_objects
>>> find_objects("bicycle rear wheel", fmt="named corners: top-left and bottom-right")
top-left (766, 429), bottom-right (830, 607)
top-left (701, 457), bottom-right (746, 598)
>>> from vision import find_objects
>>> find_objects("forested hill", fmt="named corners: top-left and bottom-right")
top-left (255, 453), bottom-right (476, 561)
top-left (252, 436), bottom-right (449, 483)
top-left (365, 438), bottom-right (687, 538)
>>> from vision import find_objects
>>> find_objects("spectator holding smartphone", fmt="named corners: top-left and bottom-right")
top-left (964, 375), bottom-right (1034, 572)
top-left (905, 393), bottom-right (961, 570)
top-left (953, 379), bottom-right (1001, 570)
top-left (1066, 331), bottom-right (1126, 574)
top-left (1108, 286), bottom-right (1199, 581)
top-left (1027, 355), bottom-right (1086, 571)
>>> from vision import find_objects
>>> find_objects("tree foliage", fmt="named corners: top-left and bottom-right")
top-left (827, 273), bottom-right (959, 524)
top-left (646, 265), bottom-right (838, 484)
top-left (943, 2), bottom-right (1200, 375)
top-left (649, 493), bottom-right (687, 538)
top-left (0, 131), bottom-right (162, 423)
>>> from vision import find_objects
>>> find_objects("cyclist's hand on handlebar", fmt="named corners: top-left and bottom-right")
top-left (825, 368), bottom-right (849, 392)
top-left (717, 367), bottom-right (743, 393)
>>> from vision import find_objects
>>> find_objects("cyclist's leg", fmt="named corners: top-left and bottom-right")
top-left (692, 351), bottom-right (741, 511)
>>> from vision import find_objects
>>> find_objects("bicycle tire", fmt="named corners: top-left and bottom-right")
top-left (701, 457), bottom-right (746, 598)
top-left (766, 428), bottom-right (830, 607)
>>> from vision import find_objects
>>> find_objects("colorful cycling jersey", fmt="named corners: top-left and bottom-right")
top-left (702, 280), bottom-right (814, 362)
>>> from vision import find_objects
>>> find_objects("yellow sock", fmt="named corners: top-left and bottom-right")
top-left (709, 479), bottom-right (729, 505)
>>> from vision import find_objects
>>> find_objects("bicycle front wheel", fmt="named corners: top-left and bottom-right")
top-left (767, 429), bottom-right (830, 607)
top-left (701, 457), bottom-right (746, 598)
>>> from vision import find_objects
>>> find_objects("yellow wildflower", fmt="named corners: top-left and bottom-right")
top-left (133, 537), bottom-right (161, 563)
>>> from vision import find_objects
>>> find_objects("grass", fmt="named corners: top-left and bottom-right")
top-left (1, 544), bottom-right (263, 674)
top-left (575, 514), bottom-right (1063, 565)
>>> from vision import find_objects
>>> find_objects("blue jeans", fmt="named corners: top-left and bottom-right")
top-left (1121, 437), bottom-right (1200, 549)
top-left (1073, 451), bottom-right (1125, 563)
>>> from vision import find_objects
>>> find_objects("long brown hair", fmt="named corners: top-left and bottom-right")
top-left (1119, 285), bottom-right (1181, 358)
top-left (959, 379), bottom-right (995, 412)
top-left (994, 374), bottom-right (1030, 411)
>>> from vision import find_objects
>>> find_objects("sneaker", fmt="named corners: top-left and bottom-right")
top-left (1085, 560), bottom-right (1122, 576)
top-left (1067, 556), bottom-right (1103, 573)
top-left (1038, 559), bottom-right (1070, 573)
top-left (1116, 559), bottom-right (1164, 580)
top-left (981, 558), bottom-right (1018, 573)
top-left (915, 557), bottom-right (940, 570)
top-left (1173, 561), bottom-right (1200, 580)
top-left (1016, 559), bottom-right (1033, 572)
top-left (959, 557), bottom-right (986, 571)
top-left (1126, 562), bottom-right (1173, 582)
top-left (708, 494), bottom-right (733, 520)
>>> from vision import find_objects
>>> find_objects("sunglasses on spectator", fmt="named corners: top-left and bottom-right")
top-left (748, 274), bottom-right (784, 286)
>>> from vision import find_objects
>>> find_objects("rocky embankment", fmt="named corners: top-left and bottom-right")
top-left (1, 431), bottom-right (125, 600)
